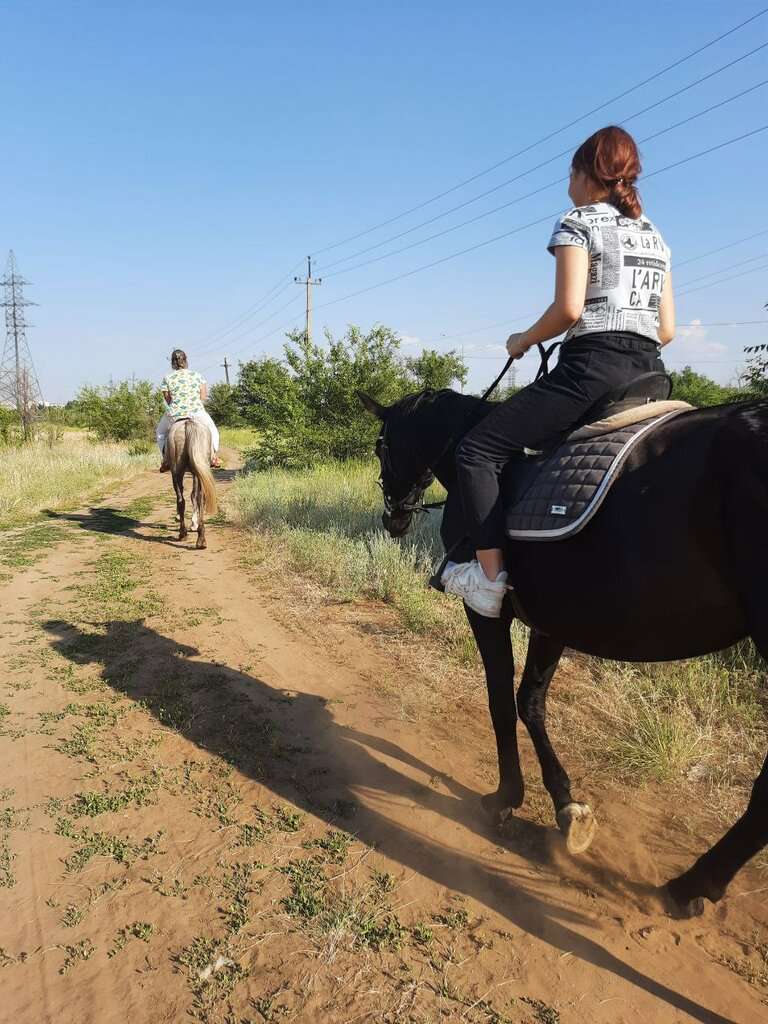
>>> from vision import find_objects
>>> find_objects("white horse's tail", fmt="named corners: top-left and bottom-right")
top-left (186, 419), bottom-right (218, 515)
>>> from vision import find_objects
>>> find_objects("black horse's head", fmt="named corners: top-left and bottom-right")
top-left (358, 390), bottom-right (435, 539)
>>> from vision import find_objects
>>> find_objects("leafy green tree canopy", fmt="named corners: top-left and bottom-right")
top-left (403, 348), bottom-right (468, 391)
top-left (668, 366), bottom-right (742, 407)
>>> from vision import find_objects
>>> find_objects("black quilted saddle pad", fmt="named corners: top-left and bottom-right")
top-left (505, 408), bottom-right (687, 542)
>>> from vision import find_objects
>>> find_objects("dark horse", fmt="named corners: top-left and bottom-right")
top-left (166, 418), bottom-right (218, 549)
top-left (359, 386), bottom-right (768, 919)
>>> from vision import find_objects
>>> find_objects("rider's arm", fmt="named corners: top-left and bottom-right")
top-left (657, 272), bottom-right (675, 346)
top-left (199, 383), bottom-right (209, 401)
top-left (507, 246), bottom-right (588, 357)
top-left (163, 390), bottom-right (172, 405)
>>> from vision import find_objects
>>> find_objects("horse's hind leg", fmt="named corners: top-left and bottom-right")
top-left (517, 630), bottom-right (596, 854)
top-left (190, 477), bottom-right (199, 532)
top-left (195, 476), bottom-right (206, 550)
top-left (666, 750), bottom-right (768, 918)
top-left (465, 603), bottom-right (524, 825)
top-left (174, 474), bottom-right (187, 540)
top-left (666, 543), bottom-right (768, 917)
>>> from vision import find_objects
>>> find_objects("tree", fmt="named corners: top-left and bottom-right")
top-left (205, 382), bottom-right (243, 426)
top-left (668, 366), bottom-right (742, 407)
top-left (76, 380), bottom-right (165, 441)
top-left (243, 325), bottom-right (411, 468)
top-left (403, 348), bottom-right (468, 391)
top-left (236, 357), bottom-right (301, 432)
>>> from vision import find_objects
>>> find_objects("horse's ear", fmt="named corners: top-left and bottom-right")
top-left (357, 391), bottom-right (387, 420)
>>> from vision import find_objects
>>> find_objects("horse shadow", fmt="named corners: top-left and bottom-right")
top-left (41, 616), bottom-right (741, 1023)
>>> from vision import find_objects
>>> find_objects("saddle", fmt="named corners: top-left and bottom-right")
top-left (505, 372), bottom-right (692, 542)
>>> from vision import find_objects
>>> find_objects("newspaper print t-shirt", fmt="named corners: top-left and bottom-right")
top-left (161, 368), bottom-right (206, 420)
top-left (548, 202), bottom-right (670, 343)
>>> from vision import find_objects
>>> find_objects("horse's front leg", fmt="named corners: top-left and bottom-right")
top-left (465, 602), bottom-right (524, 825)
top-left (517, 630), bottom-right (596, 854)
top-left (175, 473), bottom-right (187, 540)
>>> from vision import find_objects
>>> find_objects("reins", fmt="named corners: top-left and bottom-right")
top-left (380, 341), bottom-right (561, 517)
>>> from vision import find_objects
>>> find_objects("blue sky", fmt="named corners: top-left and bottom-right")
top-left (2, 1), bottom-right (767, 402)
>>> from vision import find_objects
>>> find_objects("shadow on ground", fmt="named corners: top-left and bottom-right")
top-left (42, 616), bottom-right (738, 1024)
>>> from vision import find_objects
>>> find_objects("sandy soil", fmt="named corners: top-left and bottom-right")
top-left (0, 456), bottom-right (766, 1024)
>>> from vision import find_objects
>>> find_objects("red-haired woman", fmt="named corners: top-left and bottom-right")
top-left (440, 126), bottom-right (675, 617)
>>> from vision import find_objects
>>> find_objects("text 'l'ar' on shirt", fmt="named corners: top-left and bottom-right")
top-left (548, 202), bottom-right (671, 344)
top-left (161, 368), bottom-right (206, 419)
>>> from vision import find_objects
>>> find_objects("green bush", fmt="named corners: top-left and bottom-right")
top-left (669, 366), bottom-right (743, 407)
top-left (76, 380), bottom-right (165, 442)
top-left (238, 326), bottom-right (467, 469)
top-left (205, 382), bottom-right (243, 426)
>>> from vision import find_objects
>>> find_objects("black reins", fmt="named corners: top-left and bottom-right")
top-left (378, 341), bottom-right (561, 518)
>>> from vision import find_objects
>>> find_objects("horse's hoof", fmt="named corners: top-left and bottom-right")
top-left (195, 539), bottom-right (207, 550)
top-left (662, 883), bottom-right (705, 920)
top-left (481, 787), bottom-right (523, 827)
top-left (556, 802), bottom-right (597, 855)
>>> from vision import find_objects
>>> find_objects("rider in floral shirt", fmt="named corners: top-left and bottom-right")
top-left (156, 349), bottom-right (221, 470)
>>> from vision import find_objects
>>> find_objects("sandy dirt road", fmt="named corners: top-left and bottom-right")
top-left (0, 457), bottom-right (766, 1023)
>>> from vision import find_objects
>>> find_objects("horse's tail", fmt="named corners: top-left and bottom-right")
top-left (186, 420), bottom-right (218, 515)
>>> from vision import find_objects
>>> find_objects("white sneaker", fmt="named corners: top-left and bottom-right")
top-left (440, 560), bottom-right (508, 618)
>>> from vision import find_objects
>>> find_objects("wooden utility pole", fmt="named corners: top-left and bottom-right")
top-left (221, 357), bottom-right (230, 385)
top-left (294, 256), bottom-right (322, 344)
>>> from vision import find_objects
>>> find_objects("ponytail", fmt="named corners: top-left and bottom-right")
top-left (572, 126), bottom-right (643, 219)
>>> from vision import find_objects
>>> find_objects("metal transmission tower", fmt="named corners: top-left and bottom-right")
top-left (0, 251), bottom-right (43, 436)
top-left (294, 256), bottom-right (322, 344)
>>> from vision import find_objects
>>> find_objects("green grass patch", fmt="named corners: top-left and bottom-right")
top-left (55, 817), bottom-right (164, 872)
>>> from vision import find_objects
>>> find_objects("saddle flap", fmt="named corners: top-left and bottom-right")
top-left (505, 406), bottom-right (691, 542)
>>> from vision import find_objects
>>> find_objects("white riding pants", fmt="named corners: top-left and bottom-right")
top-left (156, 410), bottom-right (220, 455)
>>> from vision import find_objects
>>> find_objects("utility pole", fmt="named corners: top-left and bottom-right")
top-left (0, 251), bottom-right (43, 439)
top-left (221, 356), bottom-right (231, 385)
top-left (294, 256), bottom-right (322, 345)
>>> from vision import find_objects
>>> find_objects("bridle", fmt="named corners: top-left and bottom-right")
top-left (375, 344), bottom-right (560, 526)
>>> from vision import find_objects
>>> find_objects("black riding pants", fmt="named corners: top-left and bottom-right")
top-left (456, 332), bottom-right (665, 551)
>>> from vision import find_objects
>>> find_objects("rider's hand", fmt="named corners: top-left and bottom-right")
top-left (506, 332), bottom-right (530, 360)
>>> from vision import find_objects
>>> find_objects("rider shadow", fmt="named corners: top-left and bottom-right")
top-left (43, 508), bottom-right (186, 547)
top-left (42, 617), bottom-right (739, 1024)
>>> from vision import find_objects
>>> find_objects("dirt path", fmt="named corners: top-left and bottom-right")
top-left (0, 458), bottom-right (766, 1024)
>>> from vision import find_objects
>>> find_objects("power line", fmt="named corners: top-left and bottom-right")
top-left (318, 56), bottom-right (768, 275)
top-left (193, 263), bottom-right (302, 349)
top-left (677, 259), bottom-right (768, 297)
top-left (677, 252), bottom-right (768, 289)
top-left (675, 228), bottom-right (768, 268)
top-left (321, 84), bottom-right (768, 282)
top-left (310, 8), bottom-right (768, 258)
top-left (310, 125), bottom-right (768, 313)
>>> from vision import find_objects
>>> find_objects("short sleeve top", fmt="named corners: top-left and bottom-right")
top-left (548, 202), bottom-right (671, 344)
top-left (161, 368), bottom-right (206, 419)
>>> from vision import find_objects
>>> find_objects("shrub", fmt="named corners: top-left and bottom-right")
top-left (76, 380), bottom-right (165, 442)
top-left (238, 326), bottom-right (467, 469)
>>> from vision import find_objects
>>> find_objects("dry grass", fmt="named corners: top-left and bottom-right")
top-left (0, 434), bottom-right (154, 528)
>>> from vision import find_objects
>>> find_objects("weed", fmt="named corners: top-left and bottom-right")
top-left (411, 922), bottom-right (434, 945)
top-left (59, 939), bottom-right (95, 975)
top-left (302, 829), bottom-right (353, 863)
top-left (55, 817), bottom-right (164, 872)
top-left (433, 907), bottom-right (470, 930)
top-left (520, 997), bottom-right (560, 1024)
top-left (108, 921), bottom-right (155, 958)
top-left (67, 770), bottom-right (162, 817)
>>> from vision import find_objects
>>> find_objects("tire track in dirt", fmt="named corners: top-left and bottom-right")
top-left (0, 457), bottom-right (765, 1023)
